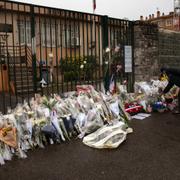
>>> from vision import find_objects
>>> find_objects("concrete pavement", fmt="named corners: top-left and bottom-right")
top-left (0, 112), bottom-right (180, 180)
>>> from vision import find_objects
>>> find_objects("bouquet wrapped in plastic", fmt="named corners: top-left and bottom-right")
top-left (83, 121), bottom-right (132, 149)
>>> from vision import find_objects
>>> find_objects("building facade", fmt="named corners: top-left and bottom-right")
top-left (140, 11), bottom-right (180, 31)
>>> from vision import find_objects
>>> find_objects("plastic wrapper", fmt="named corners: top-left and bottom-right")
top-left (0, 84), bottom-right (133, 164)
top-left (64, 98), bottom-right (80, 119)
top-left (109, 100), bottom-right (120, 117)
top-left (2, 144), bottom-right (12, 161)
top-left (76, 113), bottom-right (87, 137)
top-left (83, 109), bottom-right (104, 134)
top-left (61, 116), bottom-right (77, 138)
top-left (77, 95), bottom-right (93, 112)
top-left (42, 125), bottom-right (60, 143)
top-left (0, 154), bottom-right (5, 165)
top-left (50, 111), bottom-right (65, 141)
top-left (59, 119), bottom-right (70, 140)
top-left (0, 115), bottom-right (4, 128)
top-left (17, 147), bottom-right (27, 159)
top-left (32, 124), bottom-right (45, 148)
top-left (83, 121), bottom-right (129, 149)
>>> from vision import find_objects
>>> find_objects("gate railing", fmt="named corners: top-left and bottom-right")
top-left (0, 0), bottom-right (134, 113)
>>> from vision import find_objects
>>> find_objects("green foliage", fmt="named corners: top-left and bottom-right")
top-left (64, 71), bottom-right (79, 81)
top-left (60, 56), bottom-right (98, 82)
top-left (42, 96), bottom-right (57, 111)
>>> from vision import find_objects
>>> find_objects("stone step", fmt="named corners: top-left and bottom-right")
top-left (16, 87), bottom-right (41, 95)
top-left (14, 79), bottom-right (34, 86)
top-left (9, 71), bottom-right (32, 77)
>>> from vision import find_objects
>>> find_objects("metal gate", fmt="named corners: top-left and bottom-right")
top-left (0, 0), bottom-right (134, 113)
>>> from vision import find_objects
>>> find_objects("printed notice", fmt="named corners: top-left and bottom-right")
top-left (125, 45), bottom-right (132, 73)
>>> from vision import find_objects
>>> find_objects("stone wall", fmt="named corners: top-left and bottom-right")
top-left (134, 21), bottom-right (159, 81)
top-left (134, 21), bottom-right (180, 82)
top-left (159, 29), bottom-right (180, 69)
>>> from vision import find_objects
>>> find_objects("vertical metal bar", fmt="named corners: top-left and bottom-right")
top-left (118, 19), bottom-right (123, 84)
top-left (98, 16), bottom-right (101, 90)
top-left (30, 5), bottom-right (37, 94)
top-left (94, 15), bottom-right (97, 89)
top-left (125, 20), bottom-right (130, 92)
top-left (65, 11), bottom-right (68, 92)
top-left (0, 45), bottom-right (5, 113)
top-left (119, 20), bottom-right (123, 82)
top-left (121, 20), bottom-right (125, 78)
top-left (86, 14), bottom-right (89, 85)
top-left (11, 2), bottom-right (18, 106)
top-left (113, 19), bottom-right (115, 50)
top-left (109, 19), bottom-right (112, 57)
top-left (0, 2), bottom-right (5, 113)
top-left (24, 5), bottom-right (30, 103)
top-left (4, 1), bottom-right (12, 110)
top-left (81, 13), bottom-right (85, 85)
top-left (73, 12), bottom-right (77, 89)
top-left (78, 13), bottom-right (81, 86)
top-left (17, 4), bottom-right (24, 103)
top-left (69, 12), bottom-right (73, 91)
top-left (60, 11), bottom-right (64, 93)
top-left (109, 19), bottom-right (113, 77)
top-left (117, 19), bottom-right (120, 43)
top-left (120, 20), bottom-right (125, 80)
top-left (101, 16), bottom-right (109, 49)
top-left (131, 21), bottom-right (135, 92)
top-left (38, 7), bottom-right (43, 95)
top-left (101, 15), bottom-right (109, 92)
top-left (44, 8), bottom-right (49, 95)
top-left (55, 11), bottom-right (59, 94)
top-left (90, 15), bottom-right (93, 86)
top-left (49, 9), bottom-right (54, 94)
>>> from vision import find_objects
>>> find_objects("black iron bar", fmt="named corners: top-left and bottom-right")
top-left (23, 4), bottom-right (30, 103)
top-left (4, 1), bottom-right (12, 110)
top-left (54, 11), bottom-right (59, 94)
top-left (17, 4), bottom-right (24, 103)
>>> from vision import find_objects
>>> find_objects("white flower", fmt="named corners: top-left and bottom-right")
top-left (80, 64), bottom-right (84, 69)
top-left (83, 61), bottom-right (87, 64)
top-left (105, 61), bottom-right (108, 65)
top-left (48, 53), bottom-right (53, 58)
top-left (105, 47), bottom-right (110, 53)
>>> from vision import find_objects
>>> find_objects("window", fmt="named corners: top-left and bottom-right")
top-left (41, 21), bottom-right (56, 47)
top-left (63, 23), bottom-right (80, 47)
top-left (17, 20), bottom-right (31, 45)
top-left (166, 19), bottom-right (172, 26)
top-left (110, 30), bottom-right (119, 48)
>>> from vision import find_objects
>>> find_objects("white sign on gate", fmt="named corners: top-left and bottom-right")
top-left (125, 45), bottom-right (132, 73)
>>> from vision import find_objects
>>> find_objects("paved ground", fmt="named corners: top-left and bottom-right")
top-left (0, 112), bottom-right (180, 180)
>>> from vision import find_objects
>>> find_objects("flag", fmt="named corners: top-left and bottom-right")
top-left (93, 0), bottom-right (96, 11)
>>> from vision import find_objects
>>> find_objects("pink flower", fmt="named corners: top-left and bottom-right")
top-left (115, 46), bottom-right (120, 52)
top-left (116, 65), bottom-right (122, 72)
top-left (123, 80), bottom-right (127, 85)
